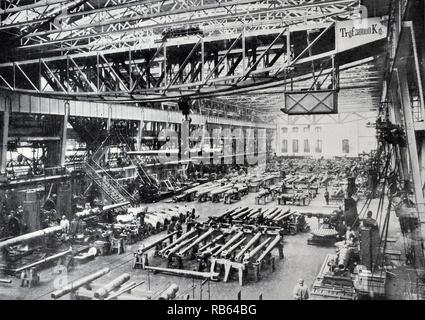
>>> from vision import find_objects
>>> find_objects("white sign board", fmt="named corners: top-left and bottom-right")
top-left (335, 17), bottom-right (388, 53)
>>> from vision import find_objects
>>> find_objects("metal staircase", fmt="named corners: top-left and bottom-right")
top-left (80, 130), bottom-right (159, 204)
top-left (83, 160), bottom-right (135, 204)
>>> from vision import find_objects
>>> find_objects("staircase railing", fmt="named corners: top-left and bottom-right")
top-left (83, 160), bottom-right (135, 203)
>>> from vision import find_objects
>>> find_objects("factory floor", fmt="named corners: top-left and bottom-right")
top-left (0, 189), bottom-right (411, 300)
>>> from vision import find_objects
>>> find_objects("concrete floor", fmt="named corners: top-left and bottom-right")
top-left (0, 188), bottom-right (410, 300)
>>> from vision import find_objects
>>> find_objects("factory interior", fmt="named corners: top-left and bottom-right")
top-left (0, 0), bottom-right (424, 301)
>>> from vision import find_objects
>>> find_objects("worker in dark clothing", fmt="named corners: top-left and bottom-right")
top-left (186, 216), bottom-right (194, 232)
top-left (281, 183), bottom-right (286, 193)
top-left (175, 220), bottom-right (183, 238)
top-left (256, 214), bottom-right (264, 225)
top-left (167, 220), bottom-right (175, 235)
top-left (331, 206), bottom-right (344, 226)
top-left (7, 211), bottom-right (21, 237)
top-left (344, 195), bottom-right (360, 229)
top-left (16, 206), bottom-right (28, 234)
top-left (138, 212), bottom-right (145, 226)
top-left (136, 212), bottom-right (146, 239)
top-left (70, 218), bottom-right (79, 237)
top-left (362, 211), bottom-right (378, 229)
top-left (324, 189), bottom-right (330, 205)
top-left (190, 244), bottom-right (199, 260)
top-left (104, 210), bottom-right (114, 223)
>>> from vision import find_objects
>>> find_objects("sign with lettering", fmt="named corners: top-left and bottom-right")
top-left (335, 17), bottom-right (388, 53)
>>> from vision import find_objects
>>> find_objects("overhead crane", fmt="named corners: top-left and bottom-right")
top-left (0, 0), bottom-right (374, 104)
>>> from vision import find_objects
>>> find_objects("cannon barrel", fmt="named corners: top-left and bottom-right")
top-left (232, 209), bottom-right (248, 220)
top-left (199, 235), bottom-right (224, 252)
top-left (255, 235), bottom-right (282, 263)
top-left (158, 284), bottom-right (179, 300)
top-left (165, 235), bottom-right (198, 257)
top-left (210, 186), bottom-right (233, 196)
top-left (105, 281), bottom-right (136, 300)
top-left (137, 231), bottom-right (178, 254)
top-left (244, 238), bottom-right (272, 262)
top-left (51, 267), bottom-right (110, 299)
top-left (76, 202), bottom-right (130, 219)
top-left (274, 208), bottom-right (289, 219)
top-left (218, 207), bottom-right (237, 216)
top-left (213, 231), bottom-right (244, 257)
top-left (337, 247), bottom-right (351, 269)
top-left (229, 207), bottom-right (250, 217)
top-left (221, 237), bottom-right (246, 258)
top-left (235, 232), bottom-right (262, 262)
top-left (75, 207), bottom-right (101, 219)
top-left (251, 209), bottom-right (267, 219)
top-left (264, 207), bottom-right (279, 218)
top-left (0, 279), bottom-right (12, 284)
top-left (159, 229), bottom-right (197, 255)
top-left (268, 209), bottom-right (283, 220)
top-left (15, 248), bottom-right (73, 273)
top-left (103, 202), bottom-right (131, 211)
top-left (246, 208), bottom-right (261, 218)
top-left (274, 210), bottom-right (293, 222)
top-left (144, 266), bottom-right (219, 281)
top-left (94, 273), bottom-right (131, 299)
top-left (105, 280), bottom-right (145, 300)
top-left (200, 244), bottom-right (222, 257)
top-left (184, 182), bottom-right (213, 194)
top-left (197, 185), bottom-right (220, 196)
top-left (216, 207), bottom-right (238, 219)
top-left (231, 207), bottom-right (250, 218)
top-left (0, 226), bottom-right (63, 249)
top-left (233, 209), bottom-right (253, 220)
top-left (179, 229), bottom-right (214, 255)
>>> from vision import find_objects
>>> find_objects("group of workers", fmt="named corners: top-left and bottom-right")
top-left (6, 205), bottom-right (27, 237)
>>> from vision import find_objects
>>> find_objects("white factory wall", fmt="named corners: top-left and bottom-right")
top-left (276, 118), bottom-right (377, 158)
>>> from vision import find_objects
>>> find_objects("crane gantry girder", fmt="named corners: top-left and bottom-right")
top-left (0, 17), bottom-right (385, 104)
top-left (0, 0), bottom-right (360, 52)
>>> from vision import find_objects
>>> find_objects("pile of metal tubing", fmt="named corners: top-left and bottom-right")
top-left (206, 206), bottom-right (308, 235)
top-left (134, 223), bottom-right (284, 285)
top-left (175, 180), bottom-right (249, 203)
top-left (51, 266), bottom-right (178, 300)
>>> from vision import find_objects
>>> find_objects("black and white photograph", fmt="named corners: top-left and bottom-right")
top-left (0, 0), bottom-right (423, 305)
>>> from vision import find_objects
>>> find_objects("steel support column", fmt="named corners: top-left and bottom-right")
top-left (397, 68), bottom-right (425, 212)
top-left (0, 98), bottom-right (10, 175)
top-left (397, 67), bottom-right (425, 268)
top-left (181, 119), bottom-right (190, 162)
top-left (136, 119), bottom-right (145, 151)
top-left (419, 139), bottom-right (425, 192)
top-left (59, 102), bottom-right (70, 167)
